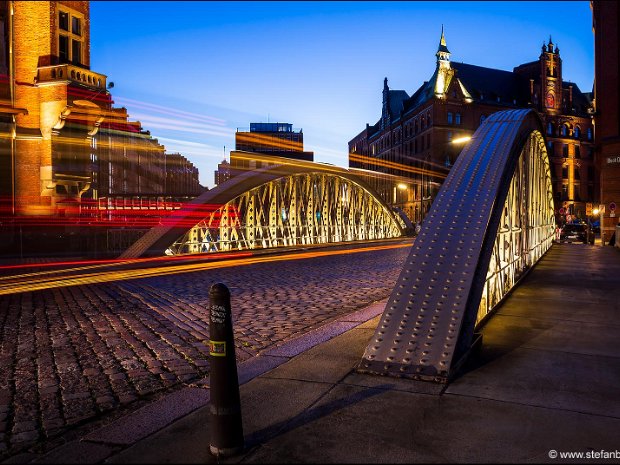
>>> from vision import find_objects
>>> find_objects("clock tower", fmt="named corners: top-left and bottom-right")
top-left (540, 36), bottom-right (562, 115)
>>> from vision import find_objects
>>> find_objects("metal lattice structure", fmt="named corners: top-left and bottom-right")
top-left (120, 160), bottom-right (404, 258)
top-left (358, 109), bottom-right (555, 383)
top-left (167, 173), bottom-right (403, 254)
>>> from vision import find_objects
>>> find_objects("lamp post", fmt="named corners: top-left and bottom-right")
top-left (591, 207), bottom-right (600, 245)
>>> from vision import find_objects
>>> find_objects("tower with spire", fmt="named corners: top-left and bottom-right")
top-left (540, 35), bottom-right (563, 113)
top-left (433, 25), bottom-right (455, 98)
top-left (381, 77), bottom-right (391, 130)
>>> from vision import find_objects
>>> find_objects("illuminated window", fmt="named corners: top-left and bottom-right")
top-left (587, 127), bottom-right (592, 140)
top-left (574, 126), bottom-right (580, 138)
top-left (447, 112), bottom-right (453, 124)
top-left (547, 122), bottom-right (553, 135)
top-left (561, 125), bottom-right (568, 137)
top-left (455, 113), bottom-right (461, 125)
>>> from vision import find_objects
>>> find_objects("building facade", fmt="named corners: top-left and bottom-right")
top-left (349, 29), bottom-right (595, 225)
top-left (592, 0), bottom-right (620, 244)
top-left (0, 1), bottom-right (202, 221)
top-left (230, 122), bottom-right (314, 178)
top-left (213, 158), bottom-right (231, 186)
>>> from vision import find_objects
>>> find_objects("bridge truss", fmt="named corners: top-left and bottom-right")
top-left (358, 109), bottom-right (556, 383)
top-left (166, 173), bottom-right (404, 254)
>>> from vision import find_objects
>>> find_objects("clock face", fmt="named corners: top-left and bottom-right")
top-left (546, 92), bottom-right (555, 108)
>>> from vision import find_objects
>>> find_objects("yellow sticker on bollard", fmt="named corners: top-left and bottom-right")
top-left (209, 340), bottom-right (226, 357)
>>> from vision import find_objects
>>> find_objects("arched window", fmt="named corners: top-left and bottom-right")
top-left (574, 126), bottom-right (580, 138)
top-left (561, 125), bottom-right (568, 137)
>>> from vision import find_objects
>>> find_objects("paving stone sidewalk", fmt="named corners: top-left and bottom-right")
top-left (0, 242), bottom-right (410, 459)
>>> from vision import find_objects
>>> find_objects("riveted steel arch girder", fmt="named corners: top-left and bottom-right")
top-left (358, 109), bottom-right (556, 384)
top-left (119, 158), bottom-right (404, 258)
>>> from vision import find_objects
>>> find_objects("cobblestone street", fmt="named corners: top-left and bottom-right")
top-left (0, 243), bottom-right (410, 457)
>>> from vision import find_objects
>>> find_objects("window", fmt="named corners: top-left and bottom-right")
top-left (71, 16), bottom-right (81, 36)
top-left (587, 127), bottom-right (592, 140)
top-left (574, 126), bottom-right (580, 138)
top-left (455, 113), bottom-right (461, 125)
top-left (72, 40), bottom-right (81, 65)
top-left (547, 141), bottom-right (553, 154)
top-left (547, 122), bottom-right (553, 135)
top-left (59, 11), bottom-right (69, 31)
top-left (563, 144), bottom-right (568, 157)
top-left (561, 125), bottom-right (568, 137)
top-left (575, 145), bottom-right (580, 158)
top-left (562, 166), bottom-right (568, 179)
top-left (447, 112), bottom-right (453, 124)
top-left (58, 9), bottom-right (84, 65)
top-left (59, 35), bottom-right (69, 62)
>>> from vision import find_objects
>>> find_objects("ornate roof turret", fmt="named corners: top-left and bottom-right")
top-left (436, 25), bottom-right (451, 63)
top-left (434, 26), bottom-right (454, 97)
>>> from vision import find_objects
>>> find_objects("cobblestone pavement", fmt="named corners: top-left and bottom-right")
top-left (0, 242), bottom-right (410, 458)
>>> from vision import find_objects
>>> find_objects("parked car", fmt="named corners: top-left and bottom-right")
top-left (591, 220), bottom-right (601, 233)
top-left (560, 223), bottom-right (594, 244)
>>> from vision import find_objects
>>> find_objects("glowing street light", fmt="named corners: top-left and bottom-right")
top-left (452, 135), bottom-right (472, 145)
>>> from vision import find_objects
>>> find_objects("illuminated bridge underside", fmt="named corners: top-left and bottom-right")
top-left (358, 109), bottom-right (556, 383)
top-left (120, 159), bottom-right (403, 258)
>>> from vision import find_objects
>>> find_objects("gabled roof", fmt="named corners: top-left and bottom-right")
top-left (452, 62), bottom-right (530, 106)
top-left (562, 82), bottom-right (592, 115)
top-left (389, 90), bottom-right (410, 120)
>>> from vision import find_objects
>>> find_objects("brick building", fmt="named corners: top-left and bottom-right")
top-left (0, 1), bottom-right (202, 220)
top-left (592, 1), bottom-right (620, 244)
top-left (349, 28), bottom-right (595, 224)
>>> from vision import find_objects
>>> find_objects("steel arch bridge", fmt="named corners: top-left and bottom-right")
top-left (358, 109), bottom-right (556, 384)
top-left (120, 159), bottom-right (404, 258)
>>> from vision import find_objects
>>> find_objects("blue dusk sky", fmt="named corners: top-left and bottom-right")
top-left (90, 1), bottom-right (594, 188)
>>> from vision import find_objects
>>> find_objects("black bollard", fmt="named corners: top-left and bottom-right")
top-left (208, 283), bottom-right (244, 457)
